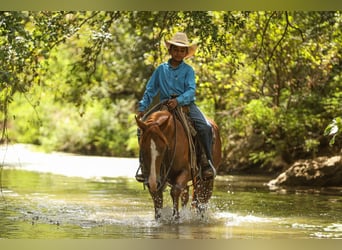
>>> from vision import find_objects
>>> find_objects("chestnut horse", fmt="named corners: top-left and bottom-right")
top-left (135, 109), bottom-right (221, 220)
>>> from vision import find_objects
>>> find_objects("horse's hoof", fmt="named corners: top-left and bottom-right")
top-left (173, 214), bottom-right (180, 221)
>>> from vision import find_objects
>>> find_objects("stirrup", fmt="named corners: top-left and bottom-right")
top-left (208, 160), bottom-right (217, 178)
top-left (135, 173), bottom-right (146, 183)
top-left (135, 164), bottom-right (145, 183)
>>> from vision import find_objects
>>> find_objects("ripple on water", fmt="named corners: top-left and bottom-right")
top-left (310, 223), bottom-right (342, 239)
top-left (215, 211), bottom-right (273, 226)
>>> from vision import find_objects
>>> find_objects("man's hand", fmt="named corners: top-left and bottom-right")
top-left (167, 98), bottom-right (178, 110)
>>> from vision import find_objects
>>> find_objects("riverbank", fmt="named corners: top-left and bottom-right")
top-left (0, 144), bottom-right (138, 179)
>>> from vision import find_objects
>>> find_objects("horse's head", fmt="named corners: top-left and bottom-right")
top-left (135, 111), bottom-right (172, 192)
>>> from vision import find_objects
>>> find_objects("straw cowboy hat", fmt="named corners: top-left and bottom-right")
top-left (165, 32), bottom-right (197, 59)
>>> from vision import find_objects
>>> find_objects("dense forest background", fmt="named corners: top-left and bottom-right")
top-left (1, 11), bottom-right (341, 174)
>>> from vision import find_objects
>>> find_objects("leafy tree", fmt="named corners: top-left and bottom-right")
top-left (2, 11), bottom-right (341, 174)
top-left (1, 11), bottom-right (89, 141)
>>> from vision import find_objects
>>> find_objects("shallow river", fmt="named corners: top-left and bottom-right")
top-left (0, 144), bottom-right (341, 239)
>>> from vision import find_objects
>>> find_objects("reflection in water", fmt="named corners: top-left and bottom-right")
top-left (0, 168), bottom-right (341, 239)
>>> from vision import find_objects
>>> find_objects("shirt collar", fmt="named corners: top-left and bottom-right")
top-left (167, 59), bottom-right (184, 69)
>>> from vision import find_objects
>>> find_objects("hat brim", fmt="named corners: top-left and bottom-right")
top-left (165, 41), bottom-right (197, 59)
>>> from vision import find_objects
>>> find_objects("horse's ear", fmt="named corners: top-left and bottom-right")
top-left (135, 115), bottom-right (147, 131)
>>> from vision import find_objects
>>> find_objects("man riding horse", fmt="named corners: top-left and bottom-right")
top-left (136, 32), bottom-right (216, 182)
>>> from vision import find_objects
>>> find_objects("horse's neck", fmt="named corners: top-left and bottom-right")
top-left (162, 113), bottom-right (176, 139)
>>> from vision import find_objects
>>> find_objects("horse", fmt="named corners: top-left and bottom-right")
top-left (135, 108), bottom-right (221, 220)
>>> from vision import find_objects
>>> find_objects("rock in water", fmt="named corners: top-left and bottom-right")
top-left (267, 155), bottom-right (342, 187)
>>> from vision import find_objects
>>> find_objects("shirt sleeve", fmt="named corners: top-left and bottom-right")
top-left (138, 67), bottom-right (160, 112)
top-left (176, 66), bottom-right (196, 106)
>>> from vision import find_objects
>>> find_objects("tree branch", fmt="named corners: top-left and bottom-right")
top-left (285, 11), bottom-right (305, 42)
top-left (255, 11), bottom-right (276, 60)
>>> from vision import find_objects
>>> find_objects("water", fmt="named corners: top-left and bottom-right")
top-left (1, 168), bottom-right (341, 239)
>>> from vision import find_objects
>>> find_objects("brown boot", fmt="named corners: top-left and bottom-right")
top-left (202, 166), bottom-right (214, 179)
top-left (201, 160), bottom-right (216, 180)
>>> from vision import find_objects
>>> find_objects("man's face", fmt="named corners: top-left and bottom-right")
top-left (170, 45), bottom-right (187, 62)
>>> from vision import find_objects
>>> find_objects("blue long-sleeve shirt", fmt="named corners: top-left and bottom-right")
top-left (138, 60), bottom-right (196, 112)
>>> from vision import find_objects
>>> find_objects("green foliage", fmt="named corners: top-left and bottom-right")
top-left (9, 92), bottom-right (138, 157)
top-left (249, 150), bottom-right (276, 167)
top-left (244, 99), bottom-right (275, 129)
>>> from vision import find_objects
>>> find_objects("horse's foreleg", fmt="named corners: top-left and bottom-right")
top-left (150, 190), bottom-right (163, 220)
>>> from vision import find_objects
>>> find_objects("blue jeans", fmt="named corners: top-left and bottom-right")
top-left (188, 102), bottom-right (213, 162)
